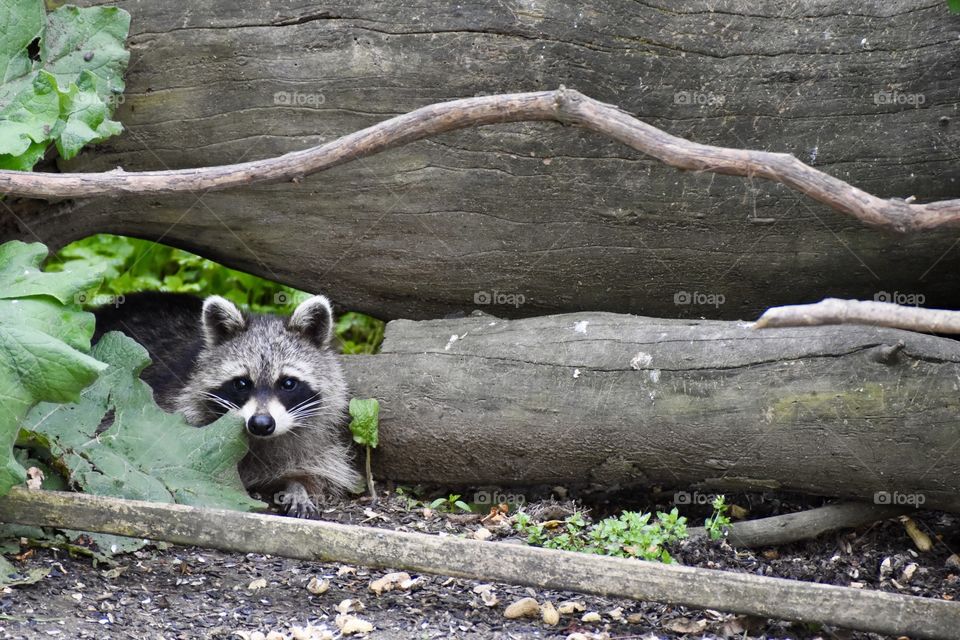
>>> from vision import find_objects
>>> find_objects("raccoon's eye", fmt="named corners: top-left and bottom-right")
top-left (233, 377), bottom-right (252, 392)
top-left (279, 377), bottom-right (298, 391)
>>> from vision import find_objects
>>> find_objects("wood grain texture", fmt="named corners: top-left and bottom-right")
top-left (2, 487), bottom-right (958, 639)
top-left (4, 1), bottom-right (959, 320)
top-left (342, 312), bottom-right (960, 512)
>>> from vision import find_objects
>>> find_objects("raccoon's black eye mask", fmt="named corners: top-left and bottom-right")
top-left (201, 376), bottom-right (254, 417)
top-left (277, 377), bottom-right (320, 413)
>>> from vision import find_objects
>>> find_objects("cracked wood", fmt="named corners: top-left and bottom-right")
top-left (2, 0), bottom-right (958, 320)
top-left (342, 312), bottom-right (960, 512)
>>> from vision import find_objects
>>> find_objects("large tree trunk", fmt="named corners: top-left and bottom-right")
top-left (343, 313), bottom-right (960, 512)
top-left (3, 0), bottom-right (958, 320)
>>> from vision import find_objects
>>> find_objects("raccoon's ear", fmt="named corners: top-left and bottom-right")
top-left (201, 296), bottom-right (247, 347)
top-left (288, 295), bottom-right (334, 347)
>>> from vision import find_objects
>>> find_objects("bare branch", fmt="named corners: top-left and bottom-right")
top-left (0, 88), bottom-right (957, 232)
top-left (688, 502), bottom-right (910, 548)
top-left (755, 298), bottom-right (960, 334)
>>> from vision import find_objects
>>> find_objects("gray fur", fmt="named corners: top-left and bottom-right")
top-left (94, 292), bottom-right (360, 517)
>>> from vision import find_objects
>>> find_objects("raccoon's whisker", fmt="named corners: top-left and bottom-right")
top-left (200, 391), bottom-right (237, 408)
top-left (288, 398), bottom-right (335, 417)
top-left (200, 392), bottom-right (239, 412)
top-left (289, 408), bottom-right (336, 420)
top-left (288, 400), bottom-right (333, 415)
top-left (289, 410), bottom-right (336, 423)
top-left (288, 392), bottom-right (324, 413)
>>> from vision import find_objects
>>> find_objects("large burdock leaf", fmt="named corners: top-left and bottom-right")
top-left (0, 0), bottom-right (129, 169)
top-left (0, 241), bottom-right (106, 494)
top-left (22, 332), bottom-right (264, 512)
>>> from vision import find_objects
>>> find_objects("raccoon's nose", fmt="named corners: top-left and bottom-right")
top-left (247, 414), bottom-right (276, 437)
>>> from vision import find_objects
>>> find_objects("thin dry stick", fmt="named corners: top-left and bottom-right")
top-left (1, 88), bottom-right (957, 232)
top-left (688, 502), bottom-right (910, 548)
top-left (755, 298), bottom-right (960, 334)
top-left (2, 487), bottom-right (958, 639)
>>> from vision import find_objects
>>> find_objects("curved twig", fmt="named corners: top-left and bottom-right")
top-left (755, 298), bottom-right (960, 334)
top-left (1, 87), bottom-right (958, 233)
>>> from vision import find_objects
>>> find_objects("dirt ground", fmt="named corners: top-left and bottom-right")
top-left (1, 489), bottom-right (958, 640)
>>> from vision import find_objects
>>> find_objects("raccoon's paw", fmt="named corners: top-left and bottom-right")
top-left (279, 481), bottom-right (319, 519)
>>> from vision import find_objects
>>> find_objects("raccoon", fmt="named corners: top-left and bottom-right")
top-left (93, 291), bottom-right (361, 518)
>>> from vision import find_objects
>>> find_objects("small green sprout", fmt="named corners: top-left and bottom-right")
top-left (348, 398), bottom-right (380, 500)
top-left (429, 494), bottom-right (473, 513)
top-left (704, 495), bottom-right (732, 541)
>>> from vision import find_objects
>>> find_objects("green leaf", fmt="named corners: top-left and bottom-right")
top-left (949, 0), bottom-right (960, 12)
top-left (348, 398), bottom-right (380, 448)
top-left (0, 71), bottom-right (59, 158)
top-left (41, 5), bottom-right (130, 100)
top-left (0, 241), bottom-right (106, 495)
top-left (0, 554), bottom-right (49, 587)
top-left (22, 331), bottom-right (264, 512)
top-left (0, 240), bottom-right (103, 304)
top-left (0, 0), bottom-right (45, 106)
top-left (55, 70), bottom-right (124, 160)
top-left (0, 1), bottom-right (129, 170)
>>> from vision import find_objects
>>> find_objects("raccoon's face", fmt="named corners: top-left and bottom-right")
top-left (206, 365), bottom-right (320, 437)
top-left (179, 294), bottom-right (347, 439)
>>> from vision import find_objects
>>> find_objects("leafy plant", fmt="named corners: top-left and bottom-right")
top-left (1, 239), bottom-right (267, 517)
top-left (20, 331), bottom-right (261, 512)
top-left (0, 241), bottom-right (106, 495)
top-left (336, 312), bottom-right (386, 355)
top-left (949, 0), bottom-right (960, 13)
top-left (49, 234), bottom-right (386, 353)
top-left (348, 398), bottom-right (380, 499)
top-left (514, 508), bottom-right (688, 563)
top-left (429, 493), bottom-right (473, 514)
top-left (0, 1), bottom-right (130, 170)
top-left (395, 486), bottom-right (423, 511)
top-left (704, 494), bottom-right (731, 541)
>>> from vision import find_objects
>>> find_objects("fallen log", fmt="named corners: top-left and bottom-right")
top-left (2, 487), bottom-right (958, 639)
top-left (342, 312), bottom-right (960, 512)
top-left (4, 0), bottom-right (959, 320)
top-left (687, 502), bottom-right (910, 548)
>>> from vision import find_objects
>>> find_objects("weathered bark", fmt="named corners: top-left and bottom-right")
top-left (3, 1), bottom-right (958, 320)
top-left (342, 313), bottom-right (960, 512)
top-left (3, 488), bottom-right (959, 639)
